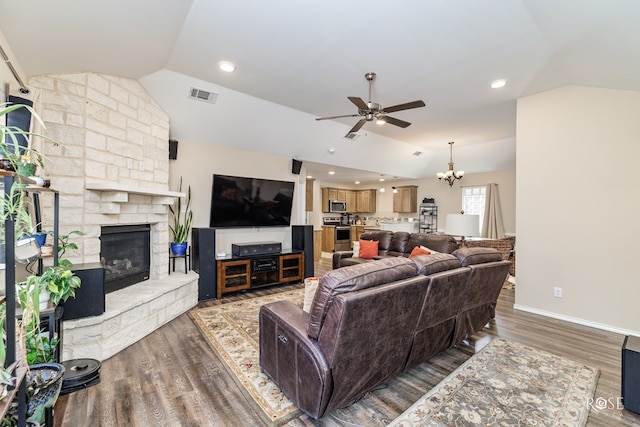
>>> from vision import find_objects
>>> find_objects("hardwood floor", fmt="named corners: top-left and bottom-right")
top-left (54, 259), bottom-right (640, 426)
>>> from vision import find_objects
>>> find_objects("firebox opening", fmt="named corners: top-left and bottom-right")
top-left (100, 224), bottom-right (151, 293)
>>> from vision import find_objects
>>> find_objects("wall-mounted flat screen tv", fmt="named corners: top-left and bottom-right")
top-left (210, 174), bottom-right (294, 228)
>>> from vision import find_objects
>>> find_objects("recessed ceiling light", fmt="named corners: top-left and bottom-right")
top-left (218, 61), bottom-right (236, 73)
top-left (490, 79), bottom-right (507, 89)
top-left (306, 175), bottom-right (313, 179)
top-left (328, 171), bottom-right (335, 175)
top-left (355, 181), bottom-right (360, 184)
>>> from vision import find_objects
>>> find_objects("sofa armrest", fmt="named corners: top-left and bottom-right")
top-left (332, 250), bottom-right (354, 269)
top-left (259, 301), bottom-right (332, 419)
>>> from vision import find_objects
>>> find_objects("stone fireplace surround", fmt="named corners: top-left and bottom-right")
top-left (29, 72), bottom-right (199, 361)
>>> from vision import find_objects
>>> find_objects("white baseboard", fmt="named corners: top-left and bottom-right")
top-left (513, 304), bottom-right (640, 338)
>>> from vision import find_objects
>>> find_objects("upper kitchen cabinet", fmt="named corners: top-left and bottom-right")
top-left (305, 178), bottom-right (314, 212)
top-left (393, 185), bottom-right (417, 213)
top-left (345, 190), bottom-right (357, 212)
top-left (356, 189), bottom-right (376, 213)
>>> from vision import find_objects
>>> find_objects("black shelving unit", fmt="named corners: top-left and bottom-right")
top-left (2, 171), bottom-right (60, 425)
top-left (419, 203), bottom-right (438, 234)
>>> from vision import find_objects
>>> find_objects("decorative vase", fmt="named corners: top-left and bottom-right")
top-left (170, 242), bottom-right (188, 256)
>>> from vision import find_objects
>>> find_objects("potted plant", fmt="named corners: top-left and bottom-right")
top-left (169, 177), bottom-right (192, 256)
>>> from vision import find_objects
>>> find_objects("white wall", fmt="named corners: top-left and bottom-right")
top-left (168, 139), bottom-right (307, 255)
top-left (516, 85), bottom-right (640, 335)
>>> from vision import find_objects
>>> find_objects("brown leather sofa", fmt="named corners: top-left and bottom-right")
top-left (259, 247), bottom-right (510, 419)
top-left (332, 230), bottom-right (459, 270)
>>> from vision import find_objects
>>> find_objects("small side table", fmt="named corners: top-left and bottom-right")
top-left (169, 246), bottom-right (191, 274)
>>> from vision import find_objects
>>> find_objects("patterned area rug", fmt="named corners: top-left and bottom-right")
top-left (190, 289), bottom-right (303, 426)
top-left (389, 338), bottom-right (599, 427)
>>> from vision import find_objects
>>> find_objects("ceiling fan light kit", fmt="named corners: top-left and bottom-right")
top-left (316, 72), bottom-right (426, 135)
top-left (437, 141), bottom-right (464, 187)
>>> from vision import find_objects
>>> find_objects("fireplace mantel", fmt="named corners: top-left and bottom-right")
top-left (86, 183), bottom-right (185, 214)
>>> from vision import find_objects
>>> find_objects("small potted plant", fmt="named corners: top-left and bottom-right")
top-left (169, 177), bottom-right (193, 256)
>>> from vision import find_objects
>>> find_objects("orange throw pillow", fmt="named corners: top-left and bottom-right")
top-left (408, 246), bottom-right (431, 259)
top-left (358, 239), bottom-right (379, 259)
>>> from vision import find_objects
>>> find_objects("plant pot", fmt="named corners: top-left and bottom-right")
top-left (171, 242), bottom-right (188, 256)
top-left (39, 288), bottom-right (50, 310)
top-left (32, 232), bottom-right (47, 247)
top-left (15, 236), bottom-right (42, 264)
top-left (26, 363), bottom-right (65, 425)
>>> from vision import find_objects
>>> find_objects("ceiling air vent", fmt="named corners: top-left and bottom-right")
top-left (188, 87), bottom-right (218, 104)
top-left (344, 132), bottom-right (360, 140)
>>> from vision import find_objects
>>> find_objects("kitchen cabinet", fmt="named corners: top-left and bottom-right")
top-left (356, 189), bottom-right (376, 213)
top-left (393, 185), bottom-right (417, 213)
top-left (336, 189), bottom-right (347, 202)
top-left (321, 226), bottom-right (335, 252)
top-left (321, 188), bottom-right (343, 212)
top-left (345, 190), bottom-right (357, 212)
top-left (351, 225), bottom-right (366, 243)
top-left (305, 178), bottom-right (314, 212)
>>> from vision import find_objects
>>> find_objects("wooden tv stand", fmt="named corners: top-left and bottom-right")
top-left (216, 251), bottom-right (304, 299)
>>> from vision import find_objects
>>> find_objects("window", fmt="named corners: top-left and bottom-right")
top-left (462, 186), bottom-right (486, 231)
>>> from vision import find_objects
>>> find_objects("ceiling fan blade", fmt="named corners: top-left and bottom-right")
top-left (383, 116), bottom-right (411, 128)
top-left (348, 96), bottom-right (368, 110)
top-left (349, 118), bottom-right (367, 133)
top-left (316, 114), bottom-right (361, 121)
top-left (383, 100), bottom-right (426, 114)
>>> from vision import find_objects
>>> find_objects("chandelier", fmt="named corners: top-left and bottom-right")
top-left (437, 141), bottom-right (464, 187)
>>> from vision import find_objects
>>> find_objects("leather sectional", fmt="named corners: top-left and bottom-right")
top-left (332, 230), bottom-right (460, 269)
top-left (259, 247), bottom-right (510, 419)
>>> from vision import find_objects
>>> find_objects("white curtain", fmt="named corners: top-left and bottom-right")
top-left (481, 183), bottom-right (505, 239)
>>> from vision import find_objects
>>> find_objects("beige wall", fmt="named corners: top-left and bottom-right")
top-left (516, 85), bottom-right (640, 334)
top-left (168, 139), bottom-right (307, 255)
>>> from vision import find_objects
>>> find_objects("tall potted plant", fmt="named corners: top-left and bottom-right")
top-left (169, 177), bottom-right (192, 256)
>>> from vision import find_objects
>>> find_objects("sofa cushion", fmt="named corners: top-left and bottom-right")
top-left (405, 234), bottom-right (459, 255)
top-left (387, 231), bottom-right (410, 257)
top-left (453, 247), bottom-right (503, 266)
top-left (408, 246), bottom-right (431, 259)
top-left (412, 253), bottom-right (461, 275)
top-left (359, 230), bottom-right (393, 255)
top-left (358, 239), bottom-right (378, 259)
top-left (307, 257), bottom-right (417, 339)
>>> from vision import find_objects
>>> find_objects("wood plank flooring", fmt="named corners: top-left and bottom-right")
top-left (54, 259), bottom-right (640, 426)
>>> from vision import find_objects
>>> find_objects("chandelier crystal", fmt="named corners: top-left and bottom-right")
top-left (437, 141), bottom-right (464, 187)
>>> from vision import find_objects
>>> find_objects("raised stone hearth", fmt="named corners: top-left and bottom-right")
top-left (63, 272), bottom-right (198, 361)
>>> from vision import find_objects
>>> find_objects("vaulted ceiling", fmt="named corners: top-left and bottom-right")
top-left (2, 0), bottom-right (640, 183)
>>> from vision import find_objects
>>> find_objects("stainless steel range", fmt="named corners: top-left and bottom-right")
top-left (323, 216), bottom-right (352, 251)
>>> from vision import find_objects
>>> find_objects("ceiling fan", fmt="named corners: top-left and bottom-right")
top-left (316, 72), bottom-right (426, 135)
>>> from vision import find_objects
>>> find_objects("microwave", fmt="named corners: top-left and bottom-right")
top-left (328, 200), bottom-right (347, 213)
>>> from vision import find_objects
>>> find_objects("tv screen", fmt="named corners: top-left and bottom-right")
top-left (210, 174), bottom-right (294, 228)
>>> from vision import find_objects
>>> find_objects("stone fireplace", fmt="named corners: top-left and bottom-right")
top-left (29, 72), bottom-right (198, 361)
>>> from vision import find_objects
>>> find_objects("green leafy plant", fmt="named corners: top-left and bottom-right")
top-left (168, 177), bottom-right (192, 243)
